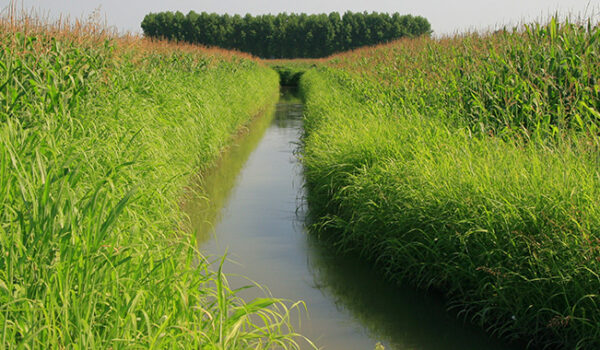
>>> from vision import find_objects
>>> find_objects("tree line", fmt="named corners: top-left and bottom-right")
top-left (141, 11), bottom-right (431, 58)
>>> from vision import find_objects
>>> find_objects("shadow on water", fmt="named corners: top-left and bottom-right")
top-left (184, 87), bottom-right (522, 350)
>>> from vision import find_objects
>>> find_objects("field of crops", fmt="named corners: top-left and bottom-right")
top-left (3, 6), bottom-right (600, 348)
top-left (300, 19), bottom-right (600, 348)
top-left (0, 17), bottom-right (311, 348)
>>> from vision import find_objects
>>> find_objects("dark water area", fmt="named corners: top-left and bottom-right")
top-left (184, 88), bottom-right (520, 350)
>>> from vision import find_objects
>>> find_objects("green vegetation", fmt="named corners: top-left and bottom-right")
top-left (5, 4), bottom-right (600, 348)
top-left (300, 19), bottom-right (600, 348)
top-left (0, 19), bottom-right (308, 348)
top-left (269, 61), bottom-right (316, 86)
top-left (141, 11), bottom-right (431, 58)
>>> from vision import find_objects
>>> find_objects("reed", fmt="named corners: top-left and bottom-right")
top-left (301, 17), bottom-right (600, 349)
top-left (0, 10), bottom-right (307, 349)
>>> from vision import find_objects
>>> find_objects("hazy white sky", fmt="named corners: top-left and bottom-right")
top-left (3, 0), bottom-right (599, 36)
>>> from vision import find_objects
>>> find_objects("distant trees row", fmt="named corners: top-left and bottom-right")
top-left (141, 11), bottom-right (431, 58)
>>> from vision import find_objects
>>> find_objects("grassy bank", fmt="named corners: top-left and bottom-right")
top-left (0, 18), bottom-right (308, 348)
top-left (300, 19), bottom-right (600, 348)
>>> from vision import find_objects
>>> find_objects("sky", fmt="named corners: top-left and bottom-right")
top-left (3, 0), bottom-right (599, 36)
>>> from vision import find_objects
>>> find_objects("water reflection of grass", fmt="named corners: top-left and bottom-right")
top-left (184, 88), bottom-right (303, 245)
top-left (305, 232), bottom-right (516, 350)
top-left (184, 102), bottom-right (276, 244)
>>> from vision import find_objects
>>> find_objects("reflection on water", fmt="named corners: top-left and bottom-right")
top-left (183, 103), bottom-right (275, 244)
top-left (184, 88), bottom-right (520, 350)
top-left (305, 234), bottom-right (519, 350)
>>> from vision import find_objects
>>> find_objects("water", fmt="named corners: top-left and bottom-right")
top-left (184, 89), bottom-right (519, 350)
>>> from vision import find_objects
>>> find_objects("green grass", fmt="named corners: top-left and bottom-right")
top-left (267, 61), bottom-right (318, 86)
top-left (300, 18), bottom-right (600, 349)
top-left (0, 23), bottom-right (308, 348)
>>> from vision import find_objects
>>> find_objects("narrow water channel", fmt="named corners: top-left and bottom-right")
top-left (185, 89), bottom-right (519, 350)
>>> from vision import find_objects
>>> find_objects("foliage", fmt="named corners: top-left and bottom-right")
top-left (300, 18), bottom-right (600, 349)
top-left (141, 11), bottom-right (431, 58)
top-left (0, 18), bottom-right (307, 348)
top-left (268, 61), bottom-right (317, 86)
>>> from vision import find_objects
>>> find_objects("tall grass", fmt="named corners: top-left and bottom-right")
top-left (326, 18), bottom-right (600, 139)
top-left (300, 18), bottom-right (600, 348)
top-left (0, 12), bottom-right (307, 348)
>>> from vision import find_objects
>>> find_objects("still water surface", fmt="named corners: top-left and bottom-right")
top-left (184, 89), bottom-right (518, 350)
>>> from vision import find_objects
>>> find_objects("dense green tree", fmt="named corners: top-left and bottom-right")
top-left (141, 11), bottom-right (432, 58)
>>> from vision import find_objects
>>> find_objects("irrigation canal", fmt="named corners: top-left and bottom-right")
top-left (184, 88), bottom-right (519, 350)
